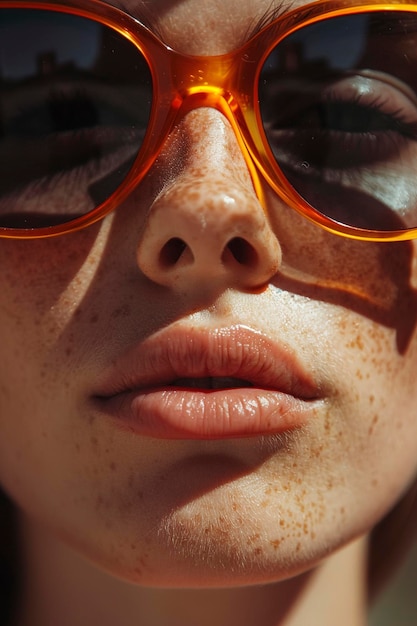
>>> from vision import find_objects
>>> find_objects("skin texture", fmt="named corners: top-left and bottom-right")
top-left (0, 0), bottom-right (416, 624)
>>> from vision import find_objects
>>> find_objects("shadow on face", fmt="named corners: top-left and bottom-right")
top-left (264, 190), bottom-right (417, 354)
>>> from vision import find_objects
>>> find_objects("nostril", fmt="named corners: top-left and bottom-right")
top-left (225, 237), bottom-right (258, 266)
top-left (159, 238), bottom-right (188, 268)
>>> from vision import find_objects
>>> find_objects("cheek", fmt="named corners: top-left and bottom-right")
top-left (309, 298), bottom-right (417, 544)
top-left (0, 226), bottom-right (107, 493)
top-left (269, 191), bottom-right (415, 315)
top-left (0, 216), bottom-right (120, 349)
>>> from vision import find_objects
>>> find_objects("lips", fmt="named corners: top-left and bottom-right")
top-left (93, 325), bottom-right (323, 439)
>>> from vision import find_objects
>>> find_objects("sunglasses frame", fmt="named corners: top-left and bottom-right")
top-left (1, 0), bottom-right (417, 240)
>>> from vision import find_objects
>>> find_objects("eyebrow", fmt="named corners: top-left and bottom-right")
top-left (115, 0), bottom-right (295, 46)
top-left (244, 0), bottom-right (295, 41)
top-left (114, 0), bottom-right (165, 37)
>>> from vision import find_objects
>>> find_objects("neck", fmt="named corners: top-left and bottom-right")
top-left (15, 514), bottom-right (368, 626)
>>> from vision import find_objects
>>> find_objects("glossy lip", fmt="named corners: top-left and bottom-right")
top-left (93, 325), bottom-right (324, 439)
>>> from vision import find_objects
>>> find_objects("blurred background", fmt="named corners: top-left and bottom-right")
top-left (370, 542), bottom-right (417, 626)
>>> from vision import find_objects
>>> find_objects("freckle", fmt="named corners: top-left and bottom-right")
top-left (109, 461), bottom-right (116, 471)
top-left (261, 500), bottom-right (269, 508)
top-left (295, 542), bottom-right (301, 552)
top-left (90, 436), bottom-right (98, 446)
top-left (368, 414), bottom-right (379, 435)
top-left (111, 304), bottom-right (131, 319)
top-left (270, 539), bottom-right (281, 549)
top-left (65, 347), bottom-right (72, 356)
top-left (340, 507), bottom-right (345, 515)
top-left (90, 313), bottom-right (99, 324)
top-left (369, 395), bottom-right (375, 404)
top-left (372, 479), bottom-right (378, 487)
top-left (279, 519), bottom-right (285, 527)
top-left (254, 547), bottom-right (263, 556)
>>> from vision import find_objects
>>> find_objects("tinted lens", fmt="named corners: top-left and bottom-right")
top-left (0, 9), bottom-right (152, 229)
top-left (259, 11), bottom-right (417, 231)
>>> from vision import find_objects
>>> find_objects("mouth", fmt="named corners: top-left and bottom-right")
top-left (93, 325), bottom-right (324, 440)
top-left (170, 377), bottom-right (253, 389)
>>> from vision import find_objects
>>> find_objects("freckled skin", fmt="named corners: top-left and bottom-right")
top-left (0, 0), bottom-right (416, 593)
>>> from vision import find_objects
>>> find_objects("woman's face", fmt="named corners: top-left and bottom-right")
top-left (0, 0), bottom-right (416, 587)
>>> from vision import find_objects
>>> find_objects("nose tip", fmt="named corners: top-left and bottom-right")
top-left (136, 179), bottom-right (282, 292)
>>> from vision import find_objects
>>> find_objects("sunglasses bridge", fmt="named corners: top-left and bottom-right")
top-left (149, 49), bottom-right (276, 210)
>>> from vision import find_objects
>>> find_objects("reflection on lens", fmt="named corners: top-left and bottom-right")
top-left (259, 10), bottom-right (417, 231)
top-left (0, 9), bottom-right (153, 228)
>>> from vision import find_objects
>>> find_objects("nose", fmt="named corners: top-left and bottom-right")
top-left (136, 110), bottom-right (281, 292)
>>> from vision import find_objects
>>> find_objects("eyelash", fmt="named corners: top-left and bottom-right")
top-left (269, 89), bottom-right (417, 137)
top-left (259, 92), bottom-right (417, 220)
top-left (245, 2), bottom-right (291, 40)
top-left (322, 91), bottom-right (417, 138)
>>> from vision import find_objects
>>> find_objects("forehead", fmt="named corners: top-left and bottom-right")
top-left (108, 0), bottom-right (306, 54)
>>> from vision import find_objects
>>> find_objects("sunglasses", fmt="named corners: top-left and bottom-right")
top-left (1, 0), bottom-right (417, 240)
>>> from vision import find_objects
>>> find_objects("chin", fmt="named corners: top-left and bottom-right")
top-left (73, 490), bottom-right (359, 590)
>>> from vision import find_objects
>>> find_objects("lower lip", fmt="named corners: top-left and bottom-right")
top-left (96, 386), bottom-right (320, 439)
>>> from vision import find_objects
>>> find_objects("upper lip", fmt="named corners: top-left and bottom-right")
top-left (94, 324), bottom-right (321, 400)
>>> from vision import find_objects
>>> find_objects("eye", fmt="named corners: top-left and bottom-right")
top-left (258, 11), bottom-right (417, 230)
top-left (262, 77), bottom-right (417, 229)
top-left (0, 8), bottom-right (153, 229)
top-left (264, 76), bottom-right (417, 169)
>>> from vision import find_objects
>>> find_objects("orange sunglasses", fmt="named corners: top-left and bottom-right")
top-left (1, 0), bottom-right (417, 240)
